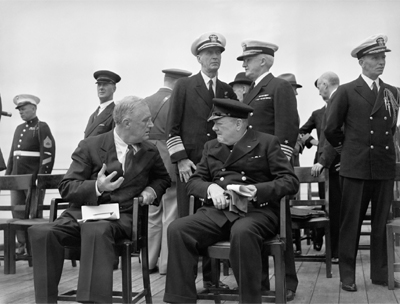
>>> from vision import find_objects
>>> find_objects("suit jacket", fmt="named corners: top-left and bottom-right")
top-left (59, 130), bottom-right (171, 213)
top-left (84, 102), bottom-right (115, 138)
top-left (243, 73), bottom-right (299, 158)
top-left (325, 76), bottom-right (399, 180)
top-left (186, 129), bottom-right (299, 227)
top-left (6, 117), bottom-right (55, 176)
top-left (144, 88), bottom-right (175, 181)
top-left (166, 72), bottom-right (236, 165)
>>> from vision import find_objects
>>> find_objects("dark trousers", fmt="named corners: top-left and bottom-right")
top-left (328, 164), bottom-right (341, 258)
top-left (164, 208), bottom-right (277, 304)
top-left (339, 177), bottom-right (393, 285)
top-left (29, 209), bottom-right (132, 303)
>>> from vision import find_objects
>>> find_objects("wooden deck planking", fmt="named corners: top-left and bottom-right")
top-left (2, 241), bottom-right (400, 303)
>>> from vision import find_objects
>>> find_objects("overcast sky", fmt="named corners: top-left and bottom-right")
top-left (1, 0), bottom-right (399, 170)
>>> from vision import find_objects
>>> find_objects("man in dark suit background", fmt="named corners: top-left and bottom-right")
top-left (238, 40), bottom-right (299, 300)
top-left (29, 97), bottom-right (171, 303)
top-left (84, 70), bottom-right (121, 138)
top-left (325, 34), bottom-right (398, 292)
top-left (164, 98), bottom-right (299, 304)
top-left (311, 71), bottom-right (341, 261)
top-left (144, 68), bottom-right (192, 274)
top-left (166, 31), bottom-right (236, 289)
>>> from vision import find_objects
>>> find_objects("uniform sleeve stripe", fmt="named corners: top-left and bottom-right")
top-left (167, 136), bottom-right (185, 156)
top-left (281, 144), bottom-right (294, 157)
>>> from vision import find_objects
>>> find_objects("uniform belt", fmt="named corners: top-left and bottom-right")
top-left (148, 133), bottom-right (166, 140)
top-left (13, 150), bottom-right (40, 157)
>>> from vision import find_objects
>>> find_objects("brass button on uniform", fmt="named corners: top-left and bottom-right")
top-left (220, 177), bottom-right (224, 181)
top-left (371, 145), bottom-right (374, 149)
top-left (242, 176), bottom-right (247, 181)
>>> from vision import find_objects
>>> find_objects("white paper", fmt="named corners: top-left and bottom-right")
top-left (80, 203), bottom-right (120, 222)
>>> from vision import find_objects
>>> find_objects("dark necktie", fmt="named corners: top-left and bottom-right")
top-left (208, 79), bottom-right (215, 99)
top-left (124, 145), bottom-right (135, 172)
top-left (372, 81), bottom-right (378, 97)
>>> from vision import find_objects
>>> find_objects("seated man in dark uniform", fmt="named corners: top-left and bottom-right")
top-left (29, 97), bottom-right (171, 303)
top-left (164, 98), bottom-right (299, 304)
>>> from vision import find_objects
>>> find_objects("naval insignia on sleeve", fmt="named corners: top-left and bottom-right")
top-left (43, 136), bottom-right (53, 148)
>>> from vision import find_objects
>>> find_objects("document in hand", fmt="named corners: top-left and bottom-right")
top-left (81, 203), bottom-right (120, 221)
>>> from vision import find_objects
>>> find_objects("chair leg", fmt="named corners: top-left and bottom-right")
top-left (141, 241), bottom-right (152, 304)
top-left (8, 226), bottom-right (16, 274)
top-left (387, 224), bottom-right (395, 290)
top-left (211, 258), bottom-right (222, 304)
top-left (121, 244), bottom-right (132, 303)
top-left (274, 246), bottom-right (287, 304)
top-left (3, 226), bottom-right (10, 274)
top-left (324, 224), bottom-right (332, 278)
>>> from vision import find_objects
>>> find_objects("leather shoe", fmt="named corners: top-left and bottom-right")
top-left (331, 257), bottom-right (339, 264)
top-left (287, 289), bottom-right (295, 301)
top-left (203, 280), bottom-right (230, 290)
top-left (372, 280), bottom-right (388, 286)
top-left (341, 282), bottom-right (357, 292)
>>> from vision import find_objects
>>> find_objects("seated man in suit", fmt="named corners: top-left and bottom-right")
top-left (164, 98), bottom-right (299, 304)
top-left (29, 96), bottom-right (171, 303)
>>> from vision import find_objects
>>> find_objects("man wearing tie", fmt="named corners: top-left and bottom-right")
top-left (325, 34), bottom-right (399, 291)
top-left (29, 97), bottom-right (171, 303)
top-left (84, 70), bottom-right (121, 138)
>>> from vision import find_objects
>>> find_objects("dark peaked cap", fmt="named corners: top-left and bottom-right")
top-left (208, 98), bottom-right (253, 121)
top-left (94, 70), bottom-right (121, 84)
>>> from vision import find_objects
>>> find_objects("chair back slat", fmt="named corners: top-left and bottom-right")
top-left (0, 174), bottom-right (34, 218)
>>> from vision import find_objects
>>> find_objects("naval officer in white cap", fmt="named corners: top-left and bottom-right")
top-left (6, 94), bottom-right (55, 255)
top-left (325, 34), bottom-right (399, 292)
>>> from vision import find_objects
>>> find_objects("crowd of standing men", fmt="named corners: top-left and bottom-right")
top-left (1, 30), bottom-right (399, 303)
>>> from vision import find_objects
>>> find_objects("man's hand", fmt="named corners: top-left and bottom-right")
top-left (311, 163), bottom-right (324, 177)
top-left (139, 188), bottom-right (156, 205)
top-left (177, 158), bottom-right (197, 183)
top-left (97, 164), bottom-right (124, 193)
top-left (310, 139), bottom-right (319, 146)
top-left (299, 133), bottom-right (311, 145)
top-left (208, 184), bottom-right (228, 210)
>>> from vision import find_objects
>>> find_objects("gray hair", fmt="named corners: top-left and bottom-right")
top-left (113, 96), bottom-right (144, 125)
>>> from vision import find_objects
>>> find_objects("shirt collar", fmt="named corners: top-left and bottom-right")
top-left (254, 71), bottom-right (270, 86)
top-left (99, 100), bottom-right (114, 111)
top-left (361, 74), bottom-right (380, 91)
top-left (200, 71), bottom-right (217, 89)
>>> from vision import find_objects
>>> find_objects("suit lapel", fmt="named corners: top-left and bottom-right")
top-left (194, 72), bottom-right (213, 109)
top-left (210, 142), bottom-right (231, 163)
top-left (354, 76), bottom-right (376, 108)
top-left (371, 79), bottom-right (385, 115)
top-left (85, 102), bottom-right (115, 136)
top-left (243, 73), bottom-right (274, 105)
top-left (98, 131), bottom-right (123, 177)
top-left (224, 130), bottom-right (259, 168)
top-left (122, 141), bottom-right (156, 184)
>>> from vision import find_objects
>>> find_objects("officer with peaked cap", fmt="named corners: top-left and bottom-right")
top-left (165, 97), bottom-right (299, 303)
top-left (238, 39), bottom-right (299, 301)
top-left (165, 32), bottom-right (237, 291)
top-left (144, 68), bottom-right (192, 275)
top-left (325, 34), bottom-right (399, 292)
top-left (84, 70), bottom-right (121, 138)
top-left (6, 94), bottom-right (55, 254)
top-left (229, 72), bottom-right (252, 102)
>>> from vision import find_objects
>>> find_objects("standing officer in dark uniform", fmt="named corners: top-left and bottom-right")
top-left (84, 70), bottom-right (121, 138)
top-left (325, 34), bottom-right (399, 292)
top-left (238, 40), bottom-right (299, 301)
top-left (166, 31), bottom-right (236, 290)
top-left (145, 68), bottom-right (192, 274)
top-left (166, 32), bottom-right (236, 218)
top-left (6, 94), bottom-right (55, 254)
